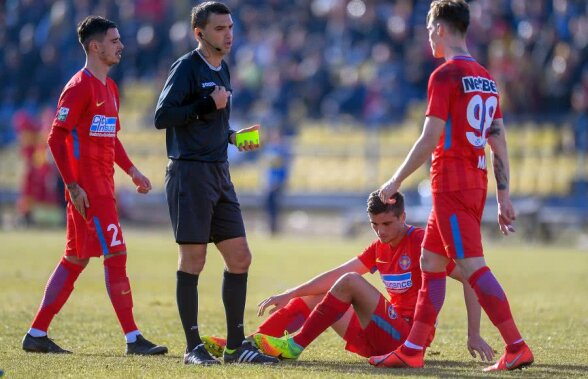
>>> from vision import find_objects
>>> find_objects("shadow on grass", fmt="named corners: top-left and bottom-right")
top-left (269, 359), bottom-right (588, 378)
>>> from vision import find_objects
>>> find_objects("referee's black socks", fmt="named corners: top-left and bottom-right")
top-left (176, 271), bottom-right (202, 352)
top-left (222, 270), bottom-right (248, 350)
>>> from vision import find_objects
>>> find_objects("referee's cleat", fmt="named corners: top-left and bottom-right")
top-left (483, 343), bottom-right (534, 372)
top-left (223, 340), bottom-right (279, 364)
top-left (126, 335), bottom-right (168, 355)
top-left (22, 333), bottom-right (72, 354)
top-left (184, 344), bottom-right (221, 365)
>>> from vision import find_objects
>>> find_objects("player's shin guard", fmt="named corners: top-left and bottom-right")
top-left (256, 297), bottom-right (312, 337)
top-left (468, 266), bottom-right (522, 345)
top-left (404, 271), bottom-right (447, 350)
top-left (31, 257), bottom-right (84, 331)
top-left (222, 270), bottom-right (248, 350)
top-left (104, 254), bottom-right (138, 334)
top-left (293, 292), bottom-right (350, 348)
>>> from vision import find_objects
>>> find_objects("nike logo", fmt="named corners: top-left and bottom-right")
top-left (505, 352), bottom-right (523, 369)
top-left (121, 289), bottom-right (131, 295)
top-left (96, 101), bottom-right (105, 107)
top-left (375, 258), bottom-right (392, 264)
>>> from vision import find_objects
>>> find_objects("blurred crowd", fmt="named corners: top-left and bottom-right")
top-left (2, 0), bottom-right (588, 141)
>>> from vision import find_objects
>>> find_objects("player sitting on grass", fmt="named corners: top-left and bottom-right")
top-left (202, 191), bottom-right (494, 363)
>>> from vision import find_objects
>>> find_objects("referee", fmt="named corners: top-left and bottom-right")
top-left (154, 1), bottom-right (277, 366)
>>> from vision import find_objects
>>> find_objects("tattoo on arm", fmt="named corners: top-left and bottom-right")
top-left (67, 183), bottom-right (80, 197)
top-left (493, 154), bottom-right (508, 190)
top-left (488, 123), bottom-right (501, 137)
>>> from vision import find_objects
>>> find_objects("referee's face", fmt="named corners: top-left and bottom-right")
top-left (202, 13), bottom-right (234, 55)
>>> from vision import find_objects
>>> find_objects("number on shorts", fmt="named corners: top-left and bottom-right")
top-left (107, 223), bottom-right (123, 247)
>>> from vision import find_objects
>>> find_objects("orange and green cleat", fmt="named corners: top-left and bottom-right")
top-left (252, 333), bottom-right (303, 359)
top-left (201, 336), bottom-right (227, 358)
top-left (369, 347), bottom-right (424, 368)
top-left (483, 343), bottom-right (534, 372)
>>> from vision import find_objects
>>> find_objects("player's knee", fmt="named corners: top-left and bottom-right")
top-left (64, 255), bottom-right (90, 268)
top-left (420, 251), bottom-right (447, 272)
top-left (332, 272), bottom-right (362, 293)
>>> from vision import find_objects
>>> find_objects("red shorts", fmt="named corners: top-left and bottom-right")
top-left (423, 189), bottom-right (486, 259)
top-left (343, 294), bottom-right (412, 357)
top-left (65, 197), bottom-right (126, 258)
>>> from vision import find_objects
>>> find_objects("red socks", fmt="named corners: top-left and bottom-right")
top-left (31, 257), bottom-right (84, 331)
top-left (104, 254), bottom-right (138, 334)
top-left (468, 266), bottom-right (522, 345)
top-left (256, 297), bottom-right (312, 337)
top-left (292, 292), bottom-right (350, 348)
top-left (404, 271), bottom-right (447, 349)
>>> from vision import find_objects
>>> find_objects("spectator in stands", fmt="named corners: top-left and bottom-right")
top-left (2, 0), bottom-right (588, 132)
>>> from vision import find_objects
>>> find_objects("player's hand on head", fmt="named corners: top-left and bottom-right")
top-left (129, 166), bottom-right (152, 194)
top-left (67, 183), bottom-right (89, 219)
top-left (467, 334), bottom-right (495, 362)
top-left (379, 178), bottom-right (400, 204)
top-left (210, 85), bottom-right (229, 110)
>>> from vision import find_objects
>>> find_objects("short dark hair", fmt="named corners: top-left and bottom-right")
top-left (77, 16), bottom-right (117, 52)
top-left (367, 190), bottom-right (405, 218)
top-left (427, 0), bottom-right (470, 35)
top-left (191, 1), bottom-right (231, 30)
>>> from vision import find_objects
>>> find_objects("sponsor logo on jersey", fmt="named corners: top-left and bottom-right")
top-left (387, 305), bottom-right (397, 320)
top-left (201, 81), bottom-right (217, 88)
top-left (462, 76), bottom-right (498, 94)
top-left (89, 115), bottom-right (116, 137)
top-left (57, 107), bottom-right (69, 121)
top-left (398, 254), bottom-right (411, 270)
top-left (381, 272), bottom-right (412, 293)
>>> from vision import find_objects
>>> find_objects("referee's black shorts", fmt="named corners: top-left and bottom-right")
top-left (165, 159), bottom-right (246, 244)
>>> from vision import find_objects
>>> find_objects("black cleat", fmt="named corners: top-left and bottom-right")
top-left (126, 335), bottom-right (168, 355)
top-left (184, 344), bottom-right (221, 365)
top-left (223, 340), bottom-right (280, 364)
top-left (22, 334), bottom-right (72, 354)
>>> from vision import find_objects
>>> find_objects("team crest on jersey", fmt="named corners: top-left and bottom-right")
top-left (57, 107), bottom-right (69, 121)
top-left (387, 305), bottom-right (397, 320)
top-left (398, 254), bottom-right (411, 270)
top-left (89, 115), bottom-right (116, 137)
top-left (381, 272), bottom-right (413, 294)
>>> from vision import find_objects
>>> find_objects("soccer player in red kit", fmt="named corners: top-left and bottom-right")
top-left (22, 16), bottom-right (167, 356)
top-left (205, 191), bottom-right (493, 362)
top-left (372, 0), bottom-right (533, 371)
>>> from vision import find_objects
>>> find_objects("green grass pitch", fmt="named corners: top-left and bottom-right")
top-left (1, 227), bottom-right (587, 378)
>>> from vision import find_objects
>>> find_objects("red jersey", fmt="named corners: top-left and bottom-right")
top-left (426, 56), bottom-right (502, 193)
top-left (357, 226), bottom-right (424, 319)
top-left (51, 69), bottom-right (121, 199)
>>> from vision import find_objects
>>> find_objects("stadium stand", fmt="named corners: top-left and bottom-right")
top-left (1, 0), bottom-right (587, 238)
